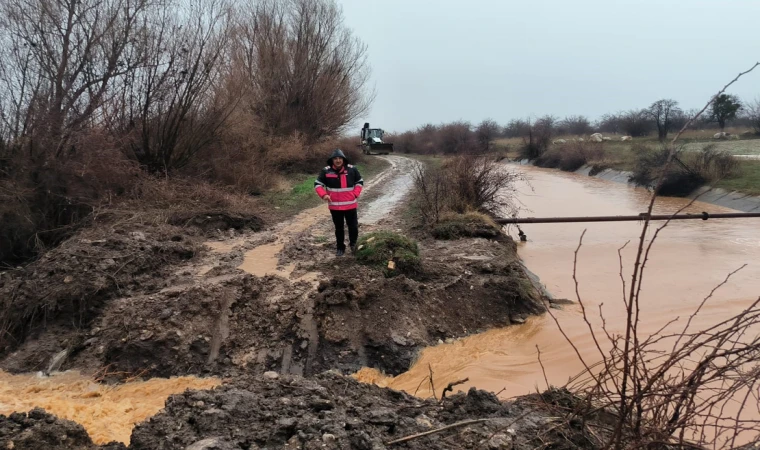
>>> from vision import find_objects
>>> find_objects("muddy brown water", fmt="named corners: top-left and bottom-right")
top-left (0, 371), bottom-right (219, 444)
top-left (360, 163), bottom-right (760, 402)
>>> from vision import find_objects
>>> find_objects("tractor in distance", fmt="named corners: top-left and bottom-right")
top-left (360, 123), bottom-right (394, 155)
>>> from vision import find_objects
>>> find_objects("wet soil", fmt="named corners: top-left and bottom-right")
top-left (310, 238), bottom-right (544, 376)
top-left (0, 224), bottom-right (201, 373)
top-left (128, 373), bottom-right (595, 450)
top-left (1, 373), bottom-right (607, 450)
top-left (0, 408), bottom-right (124, 450)
top-left (34, 214), bottom-right (544, 383)
top-left (0, 156), bottom-right (551, 447)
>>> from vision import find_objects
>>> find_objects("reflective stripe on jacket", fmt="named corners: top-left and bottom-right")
top-left (314, 164), bottom-right (364, 211)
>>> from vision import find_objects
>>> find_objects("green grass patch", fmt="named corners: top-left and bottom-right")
top-left (355, 231), bottom-right (421, 277)
top-left (264, 173), bottom-right (322, 213)
top-left (432, 212), bottom-right (503, 240)
top-left (715, 160), bottom-right (760, 196)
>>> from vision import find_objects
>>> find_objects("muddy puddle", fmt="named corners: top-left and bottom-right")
top-left (363, 164), bottom-right (760, 400)
top-left (201, 206), bottom-right (325, 284)
top-left (0, 370), bottom-right (219, 444)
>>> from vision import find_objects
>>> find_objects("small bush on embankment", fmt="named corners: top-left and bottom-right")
top-left (412, 154), bottom-right (521, 240)
top-left (355, 232), bottom-right (421, 277)
top-left (432, 212), bottom-right (503, 240)
top-left (535, 141), bottom-right (606, 172)
top-left (629, 144), bottom-right (738, 196)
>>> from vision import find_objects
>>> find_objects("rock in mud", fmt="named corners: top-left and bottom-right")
top-left (488, 433), bottom-right (514, 450)
top-left (185, 437), bottom-right (236, 450)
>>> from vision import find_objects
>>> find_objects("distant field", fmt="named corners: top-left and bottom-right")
top-left (680, 140), bottom-right (760, 155)
top-left (715, 160), bottom-right (760, 195)
top-left (493, 127), bottom-right (760, 196)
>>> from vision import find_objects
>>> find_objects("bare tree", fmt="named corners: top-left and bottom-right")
top-left (559, 115), bottom-right (593, 136)
top-left (106, 0), bottom-right (235, 172)
top-left (647, 99), bottom-right (682, 141)
top-left (744, 97), bottom-right (760, 134)
top-left (519, 115), bottom-right (555, 160)
top-left (234, 0), bottom-right (372, 140)
top-left (596, 112), bottom-right (622, 134)
top-left (475, 119), bottom-right (499, 151)
top-left (436, 121), bottom-right (475, 154)
top-left (620, 109), bottom-right (653, 137)
top-left (503, 118), bottom-right (531, 138)
top-left (0, 0), bottom-right (154, 157)
top-left (0, 21), bottom-right (45, 146)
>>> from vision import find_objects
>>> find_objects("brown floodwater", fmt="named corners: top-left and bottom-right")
top-left (0, 371), bottom-right (219, 444)
top-left (361, 164), bottom-right (760, 401)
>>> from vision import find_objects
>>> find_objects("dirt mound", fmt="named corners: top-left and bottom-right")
top-left (310, 237), bottom-right (545, 376)
top-left (19, 232), bottom-right (544, 383)
top-left (0, 408), bottom-right (125, 450)
top-left (0, 223), bottom-right (201, 372)
top-left (65, 272), bottom-right (317, 380)
top-left (168, 212), bottom-right (263, 234)
top-left (128, 372), bottom-right (539, 450)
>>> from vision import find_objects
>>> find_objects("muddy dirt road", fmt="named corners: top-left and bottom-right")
top-left (202, 155), bottom-right (418, 281)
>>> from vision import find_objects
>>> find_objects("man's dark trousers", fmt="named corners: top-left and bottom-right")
top-left (330, 209), bottom-right (358, 251)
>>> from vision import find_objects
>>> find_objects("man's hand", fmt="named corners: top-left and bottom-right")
top-left (322, 194), bottom-right (331, 202)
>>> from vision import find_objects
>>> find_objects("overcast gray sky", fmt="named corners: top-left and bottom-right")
top-left (339, 0), bottom-right (760, 133)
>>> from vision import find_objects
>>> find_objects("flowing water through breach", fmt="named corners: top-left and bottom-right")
top-left (0, 371), bottom-right (219, 444)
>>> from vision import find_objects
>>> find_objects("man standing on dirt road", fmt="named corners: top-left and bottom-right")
top-left (314, 149), bottom-right (364, 256)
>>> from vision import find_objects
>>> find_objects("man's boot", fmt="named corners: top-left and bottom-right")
top-left (350, 243), bottom-right (357, 255)
top-left (336, 248), bottom-right (345, 257)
